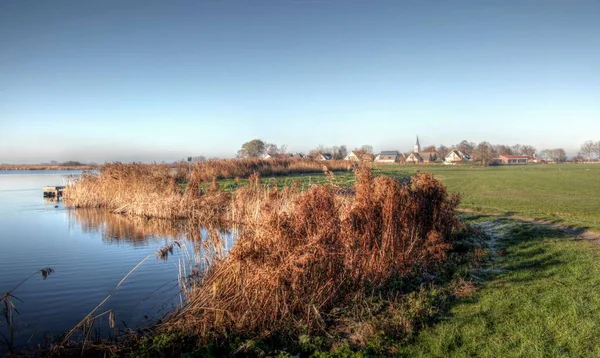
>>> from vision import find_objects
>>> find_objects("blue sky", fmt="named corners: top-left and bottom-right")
top-left (1, 0), bottom-right (599, 163)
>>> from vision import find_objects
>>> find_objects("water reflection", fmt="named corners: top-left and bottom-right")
top-left (68, 208), bottom-right (234, 262)
top-left (1, 171), bottom-right (236, 353)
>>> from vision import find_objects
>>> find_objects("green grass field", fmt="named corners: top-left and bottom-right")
top-left (375, 164), bottom-right (600, 232)
top-left (398, 216), bottom-right (600, 358)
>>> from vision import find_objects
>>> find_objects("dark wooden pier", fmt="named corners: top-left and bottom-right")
top-left (43, 186), bottom-right (65, 199)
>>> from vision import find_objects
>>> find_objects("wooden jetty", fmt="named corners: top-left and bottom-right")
top-left (43, 186), bottom-right (65, 198)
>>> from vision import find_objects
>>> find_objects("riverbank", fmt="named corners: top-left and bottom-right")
top-left (39, 162), bottom-right (471, 356)
top-left (41, 214), bottom-right (600, 357)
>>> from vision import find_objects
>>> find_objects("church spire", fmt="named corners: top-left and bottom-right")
top-left (414, 135), bottom-right (421, 153)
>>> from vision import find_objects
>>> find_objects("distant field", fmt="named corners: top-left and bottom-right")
top-left (234, 164), bottom-right (600, 232)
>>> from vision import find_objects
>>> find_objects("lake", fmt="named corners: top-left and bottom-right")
top-left (0, 170), bottom-right (226, 353)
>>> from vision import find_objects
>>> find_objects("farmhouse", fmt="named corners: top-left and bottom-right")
top-left (290, 153), bottom-right (305, 160)
top-left (405, 152), bottom-right (424, 164)
top-left (314, 152), bottom-right (333, 161)
top-left (407, 151), bottom-right (438, 163)
top-left (345, 151), bottom-right (375, 162)
top-left (445, 150), bottom-right (471, 164)
top-left (375, 151), bottom-right (403, 163)
top-left (499, 155), bottom-right (529, 165)
top-left (345, 151), bottom-right (361, 162)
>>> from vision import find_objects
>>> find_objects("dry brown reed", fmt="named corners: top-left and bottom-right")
top-left (167, 167), bottom-right (460, 341)
top-left (65, 162), bottom-right (461, 347)
top-left (65, 163), bottom-right (231, 222)
top-left (191, 158), bottom-right (353, 181)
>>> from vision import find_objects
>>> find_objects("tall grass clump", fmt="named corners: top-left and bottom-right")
top-left (167, 167), bottom-right (460, 346)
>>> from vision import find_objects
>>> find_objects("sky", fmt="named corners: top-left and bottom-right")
top-left (1, 0), bottom-right (599, 163)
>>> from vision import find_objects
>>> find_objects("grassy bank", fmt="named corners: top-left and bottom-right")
top-left (399, 216), bottom-right (600, 357)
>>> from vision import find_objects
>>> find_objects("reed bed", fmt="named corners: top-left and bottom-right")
top-left (65, 163), bottom-right (231, 222)
top-left (166, 167), bottom-right (461, 344)
top-left (65, 162), bottom-right (464, 352)
top-left (191, 157), bottom-right (353, 181)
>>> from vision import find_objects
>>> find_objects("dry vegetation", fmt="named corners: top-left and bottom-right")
top-left (63, 161), bottom-right (472, 354)
top-left (165, 167), bottom-right (461, 348)
top-left (65, 159), bottom-right (353, 221)
top-left (191, 157), bottom-right (353, 181)
top-left (65, 163), bottom-right (231, 222)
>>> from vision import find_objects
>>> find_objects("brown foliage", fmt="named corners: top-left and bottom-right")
top-left (168, 168), bottom-right (460, 340)
top-left (191, 158), bottom-right (352, 181)
top-left (65, 163), bottom-right (230, 222)
top-left (65, 162), bottom-right (461, 344)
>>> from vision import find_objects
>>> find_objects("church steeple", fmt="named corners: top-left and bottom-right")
top-left (414, 135), bottom-right (421, 153)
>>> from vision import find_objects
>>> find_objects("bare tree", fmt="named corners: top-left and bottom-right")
top-left (494, 144), bottom-right (513, 156)
top-left (338, 145), bottom-right (348, 160)
top-left (422, 145), bottom-right (437, 152)
top-left (277, 144), bottom-right (288, 155)
top-left (360, 145), bottom-right (373, 154)
top-left (456, 140), bottom-right (475, 155)
top-left (511, 144), bottom-right (523, 155)
top-left (580, 140), bottom-right (596, 161)
top-left (521, 145), bottom-right (537, 157)
top-left (437, 145), bottom-right (450, 158)
top-left (264, 143), bottom-right (279, 156)
top-left (330, 145), bottom-right (348, 160)
top-left (474, 141), bottom-right (495, 166)
top-left (540, 148), bottom-right (567, 163)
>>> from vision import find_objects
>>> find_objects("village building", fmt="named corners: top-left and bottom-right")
top-left (499, 155), bottom-right (529, 165)
top-left (345, 151), bottom-right (361, 161)
top-left (406, 135), bottom-right (439, 163)
top-left (345, 151), bottom-right (374, 162)
top-left (406, 151), bottom-right (438, 163)
top-left (445, 149), bottom-right (471, 164)
top-left (405, 152), bottom-right (424, 164)
top-left (314, 152), bottom-right (333, 161)
top-left (375, 151), bottom-right (403, 163)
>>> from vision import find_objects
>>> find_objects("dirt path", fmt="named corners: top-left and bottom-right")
top-left (458, 209), bottom-right (600, 245)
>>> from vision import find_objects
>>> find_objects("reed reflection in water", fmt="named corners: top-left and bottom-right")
top-left (68, 208), bottom-right (235, 267)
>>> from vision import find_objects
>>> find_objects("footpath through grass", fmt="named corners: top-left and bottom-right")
top-left (399, 216), bottom-right (600, 358)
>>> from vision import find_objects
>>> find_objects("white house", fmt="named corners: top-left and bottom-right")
top-left (445, 150), bottom-right (471, 164)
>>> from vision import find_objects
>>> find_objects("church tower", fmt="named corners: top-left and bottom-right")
top-left (413, 135), bottom-right (421, 153)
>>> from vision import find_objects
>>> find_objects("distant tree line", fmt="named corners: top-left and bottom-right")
top-left (193, 138), bottom-right (600, 166)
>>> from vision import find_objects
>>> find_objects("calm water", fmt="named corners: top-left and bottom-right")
top-left (0, 171), bottom-right (226, 352)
